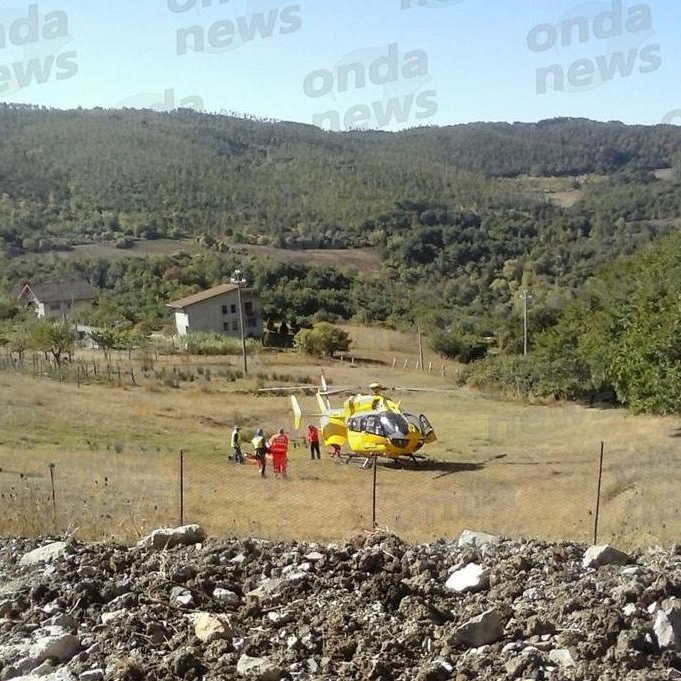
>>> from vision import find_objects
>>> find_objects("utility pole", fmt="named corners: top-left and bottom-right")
top-left (519, 289), bottom-right (532, 356)
top-left (231, 270), bottom-right (248, 375)
top-left (417, 321), bottom-right (424, 372)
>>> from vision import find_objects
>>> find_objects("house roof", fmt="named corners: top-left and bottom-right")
top-left (167, 283), bottom-right (255, 309)
top-left (19, 278), bottom-right (97, 304)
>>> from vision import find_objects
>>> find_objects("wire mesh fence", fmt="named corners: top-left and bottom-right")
top-left (1, 433), bottom-right (680, 548)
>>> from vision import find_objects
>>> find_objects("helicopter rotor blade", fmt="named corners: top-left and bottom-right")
top-left (386, 386), bottom-right (458, 393)
top-left (257, 385), bottom-right (319, 393)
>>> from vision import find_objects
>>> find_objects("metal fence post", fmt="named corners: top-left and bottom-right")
top-left (179, 450), bottom-right (185, 526)
top-left (594, 441), bottom-right (604, 544)
top-left (48, 463), bottom-right (57, 530)
top-left (372, 456), bottom-right (378, 529)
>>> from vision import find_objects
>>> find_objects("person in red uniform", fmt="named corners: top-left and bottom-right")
top-left (268, 428), bottom-right (289, 479)
top-left (306, 423), bottom-right (321, 460)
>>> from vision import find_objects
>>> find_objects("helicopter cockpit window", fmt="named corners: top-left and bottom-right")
top-left (379, 413), bottom-right (409, 438)
top-left (348, 417), bottom-right (361, 432)
top-left (364, 415), bottom-right (384, 436)
top-left (419, 414), bottom-right (433, 434)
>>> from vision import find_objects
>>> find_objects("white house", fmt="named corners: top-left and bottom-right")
top-left (167, 283), bottom-right (263, 339)
top-left (18, 278), bottom-right (97, 319)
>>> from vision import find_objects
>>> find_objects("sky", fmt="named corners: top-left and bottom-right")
top-left (0, 0), bottom-right (679, 130)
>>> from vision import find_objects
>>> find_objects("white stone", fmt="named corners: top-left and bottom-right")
top-left (623, 603), bottom-right (637, 617)
top-left (12, 671), bottom-right (77, 681)
top-left (236, 654), bottom-right (282, 679)
top-left (654, 603), bottom-right (681, 651)
top-left (449, 609), bottom-right (504, 648)
top-left (549, 648), bottom-right (576, 667)
top-left (582, 545), bottom-right (630, 569)
top-left (137, 525), bottom-right (206, 551)
top-left (30, 626), bottom-right (80, 663)
top-left (79, 670), bottom-right (105, 681)
top-left (101, 610), bottom-right (125, 624)
top-left (458, 530), bottom-right (501, 548)
top-left (19, 542), bottom-right (67, 567)
top-left (246, 578), bottom-right (283, 600)
top-left (445, 563), bottom-right (490, 593)
top-left (304, 551), bottom-right (324, 562)
top-left (266, 610), bottom-right (293, 627)
top-left (213, 588), bottom-right (240, 605)
top-left (188, 612), bottom-right (232, 643)
top-left (170, 587), bottom-right (194, 608)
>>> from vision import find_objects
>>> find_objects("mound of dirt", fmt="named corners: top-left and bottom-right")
top-left (1, 526), bottom-right (681, 680)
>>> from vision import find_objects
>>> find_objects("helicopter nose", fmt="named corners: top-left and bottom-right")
top-left (390, 438), bottom-right (409, 449)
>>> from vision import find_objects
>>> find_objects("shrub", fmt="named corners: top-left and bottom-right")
top-left (184, 332), bottom-right (258, 356)
top-left (430, 330), bottom-right (487, 364)
top-left (294, 323), bottom-right (351, 358)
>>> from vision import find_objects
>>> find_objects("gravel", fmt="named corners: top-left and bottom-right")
top-left (1, 528), bottom-right (680, 680)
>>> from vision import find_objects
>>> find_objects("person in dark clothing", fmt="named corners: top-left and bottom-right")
top-left (230, 426), bottom-right (244, 464)
top-left (251, 427), bottom-right (268, 478)
top-left (307, 423), bottom-right (321, 460)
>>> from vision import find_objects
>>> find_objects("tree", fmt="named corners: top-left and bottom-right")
top-left (90, 326), bottom-right (118, 361)
top-left (294, 323), bottom-right (351, 358)
top-left (5, 323), bottom-right (31, 362)
top-left (30, 321), bottom-right (74, 367)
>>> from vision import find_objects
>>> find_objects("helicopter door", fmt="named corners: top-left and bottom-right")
top-left (419, 414), bottom-right (437, 443)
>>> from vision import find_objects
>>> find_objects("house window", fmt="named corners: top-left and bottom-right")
top-left (248, 318), bottom-right (257, 328)
top-left (232, 321), bottom-right (238, 331)
top-left (244, 301), bottom-right (253, 314)
top-left (49, 303), bottom-right (61, 312)
top-left (222, 305), bottom-right (228, 314)
top-left (223, 322), bottom-right (229, 331)
top-left (231, 304), bottom-right (237, 314)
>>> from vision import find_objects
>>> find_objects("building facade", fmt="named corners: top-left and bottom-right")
top-left (18, 279), bottom-right (97, 320)
top-left (168, 284), bottom-right (263, 339)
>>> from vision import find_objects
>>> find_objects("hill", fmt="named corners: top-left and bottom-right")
top-left (1, 105), bottom-right (680, 254)
top-left (1, 107), bottom-right (681, 396)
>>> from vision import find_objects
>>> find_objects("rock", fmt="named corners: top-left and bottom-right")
top-left (213, 588), bottom-right (240, 605)
top-left (549, 648), bottom-right (576, 667)
top-left (32, 626), bottom-right (80, 662)
top-left (48, 614), bottom-right (78, 631)
top-left (457, 530), bottom-right (501, 548)
top-left (304, 551), bottom-right (325, 562)
top-left (12, 672), bottom-right (77, 681)
top-left (246, 578), bottom-right (283, 601)
top-left (236, 654), bottom-right (282, 679)
top-left (19, 542), bottom-right (67, 567)
top-left (170, 586), bottom-right (194, 608)
top-left (79, 671), bottom-right (105, 681)
top-left (137, 525), bottom-right (206, 551)
top-left (654, 601), bottom-right (681, 651)
top-left (445, 563), bottom-right (490, 593)
top-left (582, 544), bottom-right (630, 569)
top-left (187, 612), bottom-right (232, 643)
top-left (448, 609), bottom-right (505, 648)
top-left (100, 609), bottom-right (125, 624)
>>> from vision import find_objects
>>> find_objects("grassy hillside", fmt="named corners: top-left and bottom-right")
top-left (1, 107), bottom-right (681, 404)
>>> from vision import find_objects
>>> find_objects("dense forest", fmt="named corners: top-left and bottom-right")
top-left (467, 231), bottom-right (681, 414)
top-left (1, 105), bottom-right (680, 412)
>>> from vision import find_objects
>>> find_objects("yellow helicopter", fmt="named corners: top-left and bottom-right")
top-left (260, 375), bottom-right (450, 465)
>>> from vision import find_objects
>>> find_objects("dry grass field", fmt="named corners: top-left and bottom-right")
top-left (14, 239), bottom-right (381, 275)
top-left (1, 326), bottom-right (680, 548)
